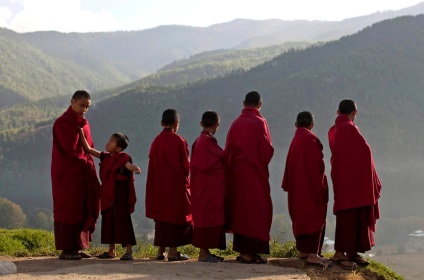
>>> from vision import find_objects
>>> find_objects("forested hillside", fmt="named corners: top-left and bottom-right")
top-left (0, 42), bottom-right (311, 137)
top-left (102, 41), bottom-right (313, 94)
top-left (0, 28), bottom-right (131, 106)
top-left (1, 15), bottom-right (424, 248)
top-left (1, 1), bottom-right (423, 107)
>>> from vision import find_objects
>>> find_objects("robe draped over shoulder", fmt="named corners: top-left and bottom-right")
top-left (51, 106), bottom-right (100, 233)
top-left (282, 127), bottom-right (328, 237)
top-left (99, 152), bottom-right (136, 213)
top-left (224, 107), bottom-right (274, 242)
top-left (145, 128), bottom-right (192, 225)
top-left (190, 131), bottom-right (226, 228)
top-left (328, 114), bottom-right (381, 230)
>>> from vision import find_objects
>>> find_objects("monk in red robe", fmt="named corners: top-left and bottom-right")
top-left (328, 99), bottom-right (381, 270)
top-left (146, 109), bottom-right (193, 262)
top-left (51, 90), bottom-right (100, 260)
top-left (282, 111), bottom-right (330, 267)
top-left (191, 111), bottom-right (226, 263)
top-left (79, 130), bottom-right (141, 260)
top-left (224, 91), bottom-right (274, 264)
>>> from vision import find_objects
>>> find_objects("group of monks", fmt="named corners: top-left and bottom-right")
top-left (51, 90), bottom-right (381, 270)
top-left (282, 100), bottom-right (381, 270)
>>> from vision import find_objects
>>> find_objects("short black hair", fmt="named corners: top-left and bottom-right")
top-left (296, 111), bottom-right (313, 128)
top-left (112, 132), bottom-right (129, 151)
top-left (244, 91), bottom-right (261, 107)
top-left (72, 90), bottom-right (91, 100)
top-left (162, 109), bottom-right (179, 126)
top-left (338, 99), bottom-right (357, 115)
top-left (201, 111), bottom-right (219, 128)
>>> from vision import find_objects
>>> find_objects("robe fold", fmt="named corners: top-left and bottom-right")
top-left (100, 152), bottom-right (136, 246)
top-left (99, 152), bottom-right (136, 213)
top-left (190, 131), bottom-right (226, 249)
top-left (51, 106), bottom-right (100, 250)
top-left (328, 114), bottom-right (381, 231)
top-left (224, 107), bottom-right (274, 242)
top-left (282, 127), bottom-right (328, 238)
top-left (145, 128), bottom-right (192, 225)
top-left (191, 131), bottom-right (226, 228)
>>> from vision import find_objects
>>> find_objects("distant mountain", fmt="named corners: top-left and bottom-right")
top-left (237, 1), bottom-right (424, 47)
top-left (103, 41), bottom-right (313, 95)
top-left (1, 15), bottom-right (424, 230)
top-left (0, 28), bottom-right (131, 107)
top-left (1, 2), bottom-right (424, 105)
top-left (0, 41), bottom-right (312, 136)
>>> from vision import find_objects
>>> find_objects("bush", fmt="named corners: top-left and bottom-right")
top-left (0, 197), bottom-right (26, 228)
top-left (0, 228), bottom-right (56, 256)
top-left (27, 209), bottom-right (53, 230)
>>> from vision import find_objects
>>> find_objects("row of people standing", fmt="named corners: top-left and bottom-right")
top-left (283, 100), bottom-right (381, 270)
top-left (146, 91), bottom-right (273, 263)
top-left (51, 90), bottom-right (381, 269)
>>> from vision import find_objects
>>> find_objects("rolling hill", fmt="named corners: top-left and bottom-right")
top-left (2, 1), bottom-right (424, 107)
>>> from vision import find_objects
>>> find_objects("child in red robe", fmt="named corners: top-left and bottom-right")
top-left (191, 111), bottom-right (226, 263)
top-left (224, 91), bottom-right (274, 264)
top-left (282, 111), bottom-right (330, 268)
top-left (79, 129), bottom-right (140, 260)
top-left (145, 109), bottom-right (193, 262)
top-left (328, 99), bottom-right (381, 270)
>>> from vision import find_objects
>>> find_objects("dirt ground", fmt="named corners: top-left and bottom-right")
top-left (0, 256), bottom-right (311, 280)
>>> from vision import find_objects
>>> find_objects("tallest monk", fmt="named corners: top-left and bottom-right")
top-left (328, 99), bottom-right (381, 270)
top-left (51, 90), bottom-right (100, 260)
top-left (224, 91), bottom-right (274, 264)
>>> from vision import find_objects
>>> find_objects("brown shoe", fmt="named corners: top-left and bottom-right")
top-left (59, 251), bottom-right (82, 260)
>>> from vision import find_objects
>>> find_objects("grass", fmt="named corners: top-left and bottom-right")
top-left (0, 228), bottom-right (404, 280)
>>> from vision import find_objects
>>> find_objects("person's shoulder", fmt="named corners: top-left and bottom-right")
top-left (175, 133), bottom-right (188, 145)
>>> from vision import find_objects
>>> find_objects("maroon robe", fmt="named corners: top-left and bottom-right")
top-left (328, 114), bottom-right (381, 251)
top-left (282, 128), bottom-right (328, 247)
top-left (145, 128), bottom-right (192, 225)
top-left (51, 106), bottom-right (100, 251)
top-left (99, 152), bottom-right (136, 246)
top-left (191, 131), bottom-right (226, 249)
top-left (282, 127), bottom-right (328, 253)
top-left (99, 152), bottom-right (136, 213)
top-left (224, 107), bottom-right (274, 243)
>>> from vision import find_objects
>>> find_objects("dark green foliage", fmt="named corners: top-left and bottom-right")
top-left (0, 228), bottom-right (56, 256)
top-left (0, 30), bottom-right (131, 104)
top-left (367, 260), bottom-right (405, 280)
top-left (0, 197), bottom-right (26, 229)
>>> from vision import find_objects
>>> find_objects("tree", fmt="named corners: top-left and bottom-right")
top-left (0, 197), bottom-right (26, 228)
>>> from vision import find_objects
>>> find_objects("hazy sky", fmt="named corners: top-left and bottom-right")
top-left (0, 0), bottom-right (422, 33)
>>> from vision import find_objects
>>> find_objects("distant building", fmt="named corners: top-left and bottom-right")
top-left (322, 237), bottom-right (335, 252)
top-left (405, 230), bottom-right (424, 253)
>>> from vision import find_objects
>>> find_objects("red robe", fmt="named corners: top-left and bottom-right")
top-left (145, 128), bottom-right (192, 225)
top-left (328, 114), bottom-right (381, 230)
top-left (51, 106), bottom-right (100, 238)
top-left (99, 152), bottom-right (136, 213)
top-left (190, 131), bottom-right (226, 228)
top-left (282, 127), bottom-right (328, 237)
top-left (224, 107), bottom-right (274, 242)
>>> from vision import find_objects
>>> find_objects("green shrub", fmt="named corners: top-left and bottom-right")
top-left (367, 259), bottom-right (405, 280)
top-left (269, 240), bottom-right (299, 258)
top-left (0, 197), bottom-right (26, 228)
top-left (0, 228), bottom-right (56, 256)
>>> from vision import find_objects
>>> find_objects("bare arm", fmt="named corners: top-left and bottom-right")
top-left (78, 127), bottom-right (101, 158)
top-left (125, 162), bottom-right (141, 174)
